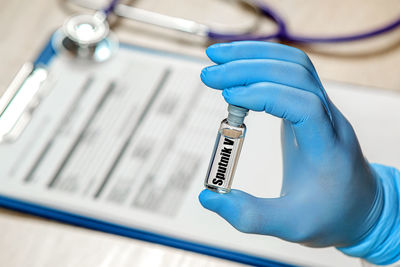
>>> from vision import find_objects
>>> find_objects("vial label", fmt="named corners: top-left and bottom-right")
top-left (205, 132), bottom-right (243, 192)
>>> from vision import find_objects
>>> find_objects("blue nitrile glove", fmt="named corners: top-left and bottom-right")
top-left (198, 41), bottom-right (400, 265)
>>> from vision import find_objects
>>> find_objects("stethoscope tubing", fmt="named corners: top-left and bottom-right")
top-left (101, 0), bottom-right (400, 43)
top-left (207, 1), bottom-right (400, 43)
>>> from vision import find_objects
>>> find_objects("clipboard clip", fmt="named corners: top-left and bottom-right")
top-left (0, 63), bottom-right (48, 143)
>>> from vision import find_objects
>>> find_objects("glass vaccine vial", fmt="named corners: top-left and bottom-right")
top-left (205, 105), bottom-right (248, 193)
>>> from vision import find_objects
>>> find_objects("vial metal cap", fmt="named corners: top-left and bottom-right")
top-left (227, 104), bottom-right (249, 127)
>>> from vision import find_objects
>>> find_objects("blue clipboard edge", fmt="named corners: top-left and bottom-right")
top-left (2, 33), bottom-right (296, 267)
top-left (0, 194), bottom-right (292, 267)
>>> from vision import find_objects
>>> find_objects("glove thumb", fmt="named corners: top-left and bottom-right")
top-left (199, 189), bottom-right (293, 237)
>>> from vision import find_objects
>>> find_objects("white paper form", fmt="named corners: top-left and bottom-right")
top-left (1, 45), bottom-right (399, 267)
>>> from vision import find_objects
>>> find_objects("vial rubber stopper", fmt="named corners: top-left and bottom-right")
top-left (227, 104), bottom-right (249, 127)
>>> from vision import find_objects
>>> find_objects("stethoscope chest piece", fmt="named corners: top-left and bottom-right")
top-left (53, 13), bottom-right (118, 62)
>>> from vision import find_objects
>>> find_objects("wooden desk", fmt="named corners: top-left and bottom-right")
top-left (0, 0), bottom-right (399, 266)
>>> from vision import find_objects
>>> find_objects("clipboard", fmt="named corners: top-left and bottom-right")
top-left (0, 33), bottom-right (295, 267)
top-left (1, 32), bottom-right (399, 267)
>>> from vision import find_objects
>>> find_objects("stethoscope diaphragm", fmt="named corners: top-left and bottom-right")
top-left (52, 13), bottom-right (119, 62)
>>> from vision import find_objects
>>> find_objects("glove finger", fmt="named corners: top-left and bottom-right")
top-left (201, 59), bottom-right (319, 90)
top-left (222, 82), bottom-right (335, 148)
top-left (204, 42), bottom-right (333, 121)
top-left (200, 59), bottom-right (332, 117)
top-left (199, 189), bottom-right (302, 241)
top-left (206, 41), bottom-right (321, 85)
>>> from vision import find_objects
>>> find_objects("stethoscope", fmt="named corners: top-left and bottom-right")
top-left (1, 0), bottom-right (399, 142)
top-left (56, 0), bottom-right (400, 61)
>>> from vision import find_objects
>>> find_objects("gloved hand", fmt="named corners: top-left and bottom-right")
top-left (199, 41), bottom-right (400, 265)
